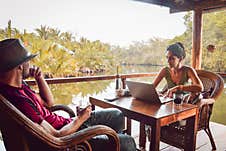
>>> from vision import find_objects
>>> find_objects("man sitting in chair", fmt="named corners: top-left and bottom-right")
top-left (0, 38), bottom-right (136, 151)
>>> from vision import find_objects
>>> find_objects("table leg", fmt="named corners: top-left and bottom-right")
top-left (139, 123), bottom-right (146, 149)
top-left (149, 121), bottom-right (160, 151)
top-left (185, 110), bottom-right (199, 151)
top-left (126, 118), bottom-right (131, 135)
top-left (91, 104), bottom-right (95, 110)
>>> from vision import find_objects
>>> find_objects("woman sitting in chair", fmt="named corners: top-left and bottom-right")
top-left (153, 42), bottom-right (204, 103)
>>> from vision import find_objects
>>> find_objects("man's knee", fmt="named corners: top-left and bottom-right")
top-left (118, 134), bottom-right (136, 151)
top-left (108, 108), bottom-right (124, 126)
top-left (101, 108), bottom-right (124, 132)
top-left (109, 108), bottom-right (124, 121)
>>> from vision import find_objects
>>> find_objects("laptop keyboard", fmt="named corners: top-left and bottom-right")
top-left (159, 96), bottom-right (173, 103)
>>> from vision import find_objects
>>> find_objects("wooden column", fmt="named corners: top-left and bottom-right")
top-left (192, 9), bottom-right (203, 69)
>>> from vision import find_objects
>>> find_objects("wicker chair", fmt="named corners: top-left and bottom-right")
top-left (0, 94), bottom-right (120, 151)
top-left (140, 70), bottom-right (224, 150)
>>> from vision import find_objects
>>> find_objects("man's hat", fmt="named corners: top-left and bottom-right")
top-left (0, 38), bottom-right (38, 72)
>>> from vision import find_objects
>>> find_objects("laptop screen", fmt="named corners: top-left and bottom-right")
top-left (126, 80), bottom-right (172, 104)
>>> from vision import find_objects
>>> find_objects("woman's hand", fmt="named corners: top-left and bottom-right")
top-left (157, 91), bottom-right (164, 97)
top-left (165, 87), bottom-right (178, 98)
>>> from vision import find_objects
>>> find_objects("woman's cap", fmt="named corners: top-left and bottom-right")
top-left (0, 38), bottom-right (38, 72)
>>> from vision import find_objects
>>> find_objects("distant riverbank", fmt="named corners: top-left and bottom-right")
top-left (121, 63), bottom-right (164, 66)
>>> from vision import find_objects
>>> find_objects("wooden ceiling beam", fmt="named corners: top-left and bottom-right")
top-left (170, 0), bottom-right (226, 13)
top-left (134, 0), bottom-right (226, 13)
top-left (134, 0), bottom-right (173, 8)
top-left (197, 0), bottom-right (226, 12)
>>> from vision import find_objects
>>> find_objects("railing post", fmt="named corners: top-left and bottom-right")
top-left (115, 74), bottom-right (120, 89)
top-left (120, 76), bottom-right (131, 135)
top-left (121, 77), bottom-right (126, 89)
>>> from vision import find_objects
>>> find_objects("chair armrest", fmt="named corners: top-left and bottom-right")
top-left (48, 104), bottom-right (75, 117)
top-left (196, 98), bottom-right (215, 108)
top-left (60, 125), bottom-right (120, 151)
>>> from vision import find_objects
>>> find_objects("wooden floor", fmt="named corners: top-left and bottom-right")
top-left (131, 121), bottom-right (226, 151)
top-left (0, 122), bottom-right (225, 151)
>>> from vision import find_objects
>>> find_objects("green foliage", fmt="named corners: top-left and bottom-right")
top-left (201, 11), bottom-right (226, 72)
top-left (0, 23), bottom-right (115, 77)
top-left (74, 38), bottom-right (115, 73)
top-left (112, 38), bottom-right (169, 66)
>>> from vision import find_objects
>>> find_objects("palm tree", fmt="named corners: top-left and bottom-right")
top-left (35, 25), bottom-right (49, 40)
top-left (60, 32), bottom-right (73, 41)
top-left (13, 28), bottom-right (22, 38)
top-left (48, 28), bottom-right (60, 40)
top-left (0, 20), bottom-right (13, 38)
top-left (7, 20), bottom-right (12, 38)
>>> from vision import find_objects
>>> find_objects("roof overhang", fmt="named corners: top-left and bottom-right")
top-left (134, 0), bottom-right (226, 13)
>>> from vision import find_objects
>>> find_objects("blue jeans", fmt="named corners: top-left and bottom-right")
top-left (80, 108), bottom-right (136, 151)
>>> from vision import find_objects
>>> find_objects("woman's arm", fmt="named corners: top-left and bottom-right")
top-left (185, 67), bottom-right (204, 92)
top-left (153, 67), bottom-right (166, 88)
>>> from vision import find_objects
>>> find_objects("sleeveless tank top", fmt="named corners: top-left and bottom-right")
top-left (165, 66), bottom-right (189, 90)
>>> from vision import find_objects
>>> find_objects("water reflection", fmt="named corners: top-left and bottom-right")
top-left (49, 80), bottom-right (112, 105)
top-left (121, 65), bottom-right (162, 74)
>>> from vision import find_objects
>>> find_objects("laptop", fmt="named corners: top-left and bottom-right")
top-left (126, 80), bottom-right (173, 104)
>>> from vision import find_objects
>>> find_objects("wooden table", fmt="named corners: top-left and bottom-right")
top-left (90, 92), bottom-right (199, 151)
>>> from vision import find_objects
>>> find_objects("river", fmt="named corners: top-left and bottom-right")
top-left (48, 65), bottom-right (226, 125)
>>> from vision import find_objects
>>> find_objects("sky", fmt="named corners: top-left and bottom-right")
top-left (0, 0), bottom-right (186, 46)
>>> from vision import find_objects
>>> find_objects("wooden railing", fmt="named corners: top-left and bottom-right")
top-left (25, 72), bottom-right (158, 86)
top-left (25, 72), bottom-right (225, 86)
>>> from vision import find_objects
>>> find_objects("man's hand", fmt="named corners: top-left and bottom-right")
top-left (29, 65), bottom-right (54, 107)
top-left (77, 105), bottom-right (92, 122)
top-left (29, 65), bottom-right (43, 80)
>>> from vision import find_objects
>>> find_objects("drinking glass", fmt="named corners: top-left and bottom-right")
top-left (72, 94), bottom-right (91, 116)
top-left (173, 93), bottom-right (183, 105)
top-left (72, 93), bottom-right (83, 116)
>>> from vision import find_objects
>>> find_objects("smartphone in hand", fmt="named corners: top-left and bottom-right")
top-left (104, 97), bottom-right (119, 102)
top-left (77, 104), bottom-right (91, 115)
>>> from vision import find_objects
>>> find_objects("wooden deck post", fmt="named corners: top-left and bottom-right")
top-left (192, 9), bottom-right (203, 69)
